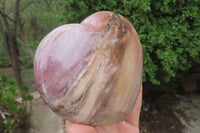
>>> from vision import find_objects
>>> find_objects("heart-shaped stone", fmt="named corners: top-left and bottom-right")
top-left (34, 11), bottom-right (143, 126)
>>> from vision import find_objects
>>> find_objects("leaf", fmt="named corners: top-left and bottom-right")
top-left (20, 85), bottom-right (29, 93)
top-left (27, 95), bottom-right (34, 101)
top-left (17, 108), bottom-right (27, 116)
top-left (3, 118), bottom-right (18, 132)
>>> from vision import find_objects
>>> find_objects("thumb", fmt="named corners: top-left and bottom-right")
top-left (126, 85), bottom-right (142, 127)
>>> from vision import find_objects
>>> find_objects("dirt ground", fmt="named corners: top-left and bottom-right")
top-left (140, 84), bottom-right (200, 133)
top-left (140, 88), bottom-right (184, 133)
top-left (174, 94), bottom-right (200, 133)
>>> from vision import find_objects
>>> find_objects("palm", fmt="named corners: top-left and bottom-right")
top-left (66, 120), bottom-right (139, 133)
top-left (95, 120), bottom-right (139, 133)
top-left (66, 87), bottom-right (142, 133)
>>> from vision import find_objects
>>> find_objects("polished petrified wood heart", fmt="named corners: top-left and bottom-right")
top-left (34, 11), bottom-right (143, 126)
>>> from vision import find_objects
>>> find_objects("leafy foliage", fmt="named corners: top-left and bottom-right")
top-left (0, 40), bottom-right (10, 67)
top-left (0, 57), bottom-right (10, 67)
top-left (59, 0), bottom-right (200, 84)
top-left (0, 76), bottom-right (33, 133)
top-left (20, 57), bottom-right (33, 69)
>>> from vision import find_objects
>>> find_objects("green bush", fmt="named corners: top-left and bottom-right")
top-left (0, 75), bottom-right (33, 133)
top-left (20, 57), bottom-right (33, 69)
top-left (59, 0), bottom-right (200, 84)
top-left (0, 57), bottom-right (10, 67)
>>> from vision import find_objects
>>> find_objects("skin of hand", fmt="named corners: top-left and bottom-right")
top-left (66, 86), bottom-right (142, 133)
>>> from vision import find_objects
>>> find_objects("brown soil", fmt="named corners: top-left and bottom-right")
top-left (140, 86), bottom-right (185, 133)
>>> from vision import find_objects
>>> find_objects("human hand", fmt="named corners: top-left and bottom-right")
top-left (66, 86), bottom-right (142, 133)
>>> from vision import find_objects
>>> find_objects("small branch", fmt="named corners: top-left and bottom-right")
top-left (20, 0), bottom-right (35, 12)
top-left (0, 0), bottom-right (6, 15)
top-left (13, 0), bottom-right (20, 36)
top-left (0, 0), bottom-right (3, 9)
top-left (2, 0), bottom-right (6, 12)
top-left (0, 10), bottom-right (10, 31)
top-left (0, 0), bottom-right (13, 22)
top-left (0, 18), bottom-right (3, 32)
top-left (0, 109), bottom-right (11, 119)
top-left (0, 10), bottom-right (15, 22)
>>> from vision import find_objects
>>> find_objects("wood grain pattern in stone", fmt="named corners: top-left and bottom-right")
top-left (34, 11), bottom-right (143, 126)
